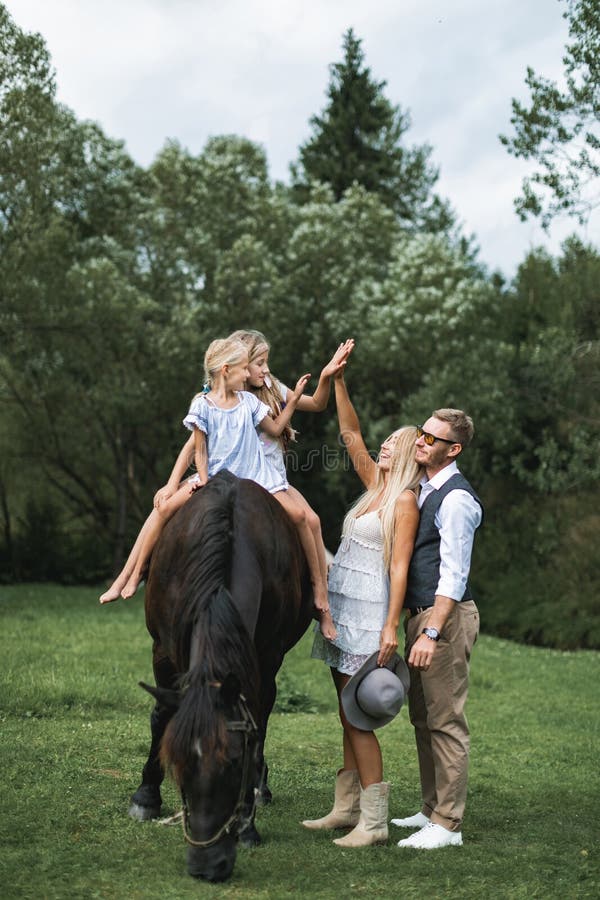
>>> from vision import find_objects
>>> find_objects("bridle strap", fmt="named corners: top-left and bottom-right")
top-left (181, 694), bottom-right (258, 849)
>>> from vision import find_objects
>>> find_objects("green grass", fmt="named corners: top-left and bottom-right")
top-left (1, 584), bottom-right (599, 899)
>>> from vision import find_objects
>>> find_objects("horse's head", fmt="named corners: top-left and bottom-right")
top-left (143, 672), bottom-right (260, 882)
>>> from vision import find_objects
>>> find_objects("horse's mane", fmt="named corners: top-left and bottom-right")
top-left (160, 473), bottom-right (260, 782)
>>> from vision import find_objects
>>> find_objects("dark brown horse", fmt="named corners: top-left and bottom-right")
top-left (128, 470), bottom-right (313, 882)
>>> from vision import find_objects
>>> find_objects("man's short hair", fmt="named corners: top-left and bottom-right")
top-left (432, 408), bottom-right (474, 448)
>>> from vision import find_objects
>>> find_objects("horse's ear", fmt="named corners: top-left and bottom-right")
top-left (219, 673), bottom-right (241, 708)
top-left (139, 681), bottom-right (181, 710)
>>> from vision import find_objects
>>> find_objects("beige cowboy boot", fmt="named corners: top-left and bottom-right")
top-left (302, 769), bottom-right (360, 830)
top-left (332, 781), bottom-right (390, 847)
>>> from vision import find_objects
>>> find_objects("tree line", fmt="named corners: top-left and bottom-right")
top-left (1, 5), bottom-right (598, 648)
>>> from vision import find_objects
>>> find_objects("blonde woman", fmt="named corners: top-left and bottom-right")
top-left (100, 336), bottom-right (308, 603)
top-left (303, 356), bottom-right (423, 847)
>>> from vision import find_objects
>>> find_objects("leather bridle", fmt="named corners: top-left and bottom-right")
top-left (181, 693), bottom-right (259, 849)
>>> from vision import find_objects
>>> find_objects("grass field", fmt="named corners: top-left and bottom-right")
top-left (1, 584), bottom-right (599, 899)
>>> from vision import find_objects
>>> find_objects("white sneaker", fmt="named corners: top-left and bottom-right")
top-left (390, 811), bottom-right (430, 829)
top-left (397, 822), bottom-right (463, 849)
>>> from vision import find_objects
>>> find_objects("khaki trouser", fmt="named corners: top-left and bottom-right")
top-left (404, 601), bottom-right (479, 832)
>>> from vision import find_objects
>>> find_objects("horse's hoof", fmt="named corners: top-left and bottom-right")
top-left (128, 802), bottom-right (161, 821)
top-left (256, 786), bottom-right (272, 807)
top-left (129, 784), bottom-right (162, 819)
top-left (238, 825), bottom-right (261, 848)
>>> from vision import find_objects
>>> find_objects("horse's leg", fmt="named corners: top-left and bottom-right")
top-left (129, 651), bottom-right (176, 821)
top-left (255, 658), bottom-right (281, 807)
top-left (237, 661), bottom-right (280, 848)
top-left (255, 686), bottom-right (275, 807)
top-left (256, 760), bottom-right (272, 807)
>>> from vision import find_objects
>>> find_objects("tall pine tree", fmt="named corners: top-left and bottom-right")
top-left (292, 29), bottom-right (453, 232)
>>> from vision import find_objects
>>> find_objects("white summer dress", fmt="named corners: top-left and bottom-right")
top-left (255, 379), bottom-right (290, 485)
top-left (311, 509), bottom-right (390, 675)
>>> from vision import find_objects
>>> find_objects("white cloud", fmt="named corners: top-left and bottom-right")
top-left (4, 0), bottom-right (598, 274)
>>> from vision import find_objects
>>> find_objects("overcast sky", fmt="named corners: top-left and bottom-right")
top-left (5, 0), bottom-right (598, 276)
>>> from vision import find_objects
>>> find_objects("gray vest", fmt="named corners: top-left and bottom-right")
top-left (405, 472), bottom-right (483, 609)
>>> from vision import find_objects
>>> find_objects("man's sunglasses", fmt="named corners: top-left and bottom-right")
top-left (416, 426), bottom-right (458, 446)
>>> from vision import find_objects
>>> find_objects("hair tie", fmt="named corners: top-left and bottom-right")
top-left (202, 383), bottom-right (210, 394)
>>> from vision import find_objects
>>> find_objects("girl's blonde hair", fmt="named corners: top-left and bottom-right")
top-left (343, 426), bottom-right (423, 568)
top-left (228, 329), bottom-right (294, 449)
top-left (201, 337), bottom-right (249, 393)
top-left (229, 329), bottom-right (269, 365)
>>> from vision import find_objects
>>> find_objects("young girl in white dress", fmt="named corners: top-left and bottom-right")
top-left (231, 329), bottom-right (355, 640)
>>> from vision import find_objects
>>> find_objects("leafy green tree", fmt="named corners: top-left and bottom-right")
top-left (410, 239), bottom-right (600, 649)
top-left (0, 124), bottom-right (163, 576)
top-left (148, 136), bottom-right (289, 336)
top-left (501, 0), bottom-right (600, 227)
top-left (0, 4), bottom-right (58, 228)
top-left (0, 5), bottom-right (171, 576)
top-left (557, 233), bottom-right (600, 339)
top-left (0, 16), bottom-right (301, 578)
top-left (292, 28), bottom-right (454, 232)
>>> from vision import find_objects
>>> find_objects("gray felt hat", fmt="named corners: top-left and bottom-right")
top-left (341, 651), bottom-right (410, 731)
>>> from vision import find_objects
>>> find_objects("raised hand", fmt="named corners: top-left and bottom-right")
top-left (323, 338), bottom-right (355, 379)
top-left (291, 373), bottom-right (311, 400)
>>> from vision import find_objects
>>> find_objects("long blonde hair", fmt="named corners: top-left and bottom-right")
top-left (228, 329), bottom-right (294, 449)
top-left (199, 337), bottom-right (249, 395)
top-left (343, 426), bottom-right (423, 568)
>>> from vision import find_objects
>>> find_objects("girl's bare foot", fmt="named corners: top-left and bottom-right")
top-left (313, 584), bottom-right (336, 637)
top-left (121, 573), bottom-right (142, 599)
top-left (319, 608), bottom-right (337, 641)
top-left (99, 576), bottom-right (128, 604)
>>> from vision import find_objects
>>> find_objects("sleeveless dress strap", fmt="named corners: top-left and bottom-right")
top-left (341, 518), bottom-right (355, 552)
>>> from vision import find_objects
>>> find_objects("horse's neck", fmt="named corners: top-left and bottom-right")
top-left (228, 554), bottom-right (262, 641)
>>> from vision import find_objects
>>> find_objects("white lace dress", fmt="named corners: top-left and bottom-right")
top-left (311, 510), bottom-right (390, 676)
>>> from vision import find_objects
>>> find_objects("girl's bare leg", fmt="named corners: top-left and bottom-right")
top-left (120, 483), bottom-right (194, 599)
top-left (333, 669), bottom-right (383, 787)
top-left (273, 489), bottom-right (336, 640)
top-left (286, 484), bottom-right (329, 583)
top-left (100, 515), bottom-right (154, 604)
top-left (283, 486), bottom-right (335, 638)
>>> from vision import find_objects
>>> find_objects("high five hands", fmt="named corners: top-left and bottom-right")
top-left (326, 338), bottom-right (355, 379)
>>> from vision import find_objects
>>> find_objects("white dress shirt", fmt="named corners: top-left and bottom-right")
top-left (418, 461), bottom-right (482, 602)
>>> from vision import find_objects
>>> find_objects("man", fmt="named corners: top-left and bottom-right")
top-left (393, 409), bottom-right (482, 850)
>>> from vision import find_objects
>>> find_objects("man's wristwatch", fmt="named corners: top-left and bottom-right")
top-left (422, 627), bottom-right (441, 642)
